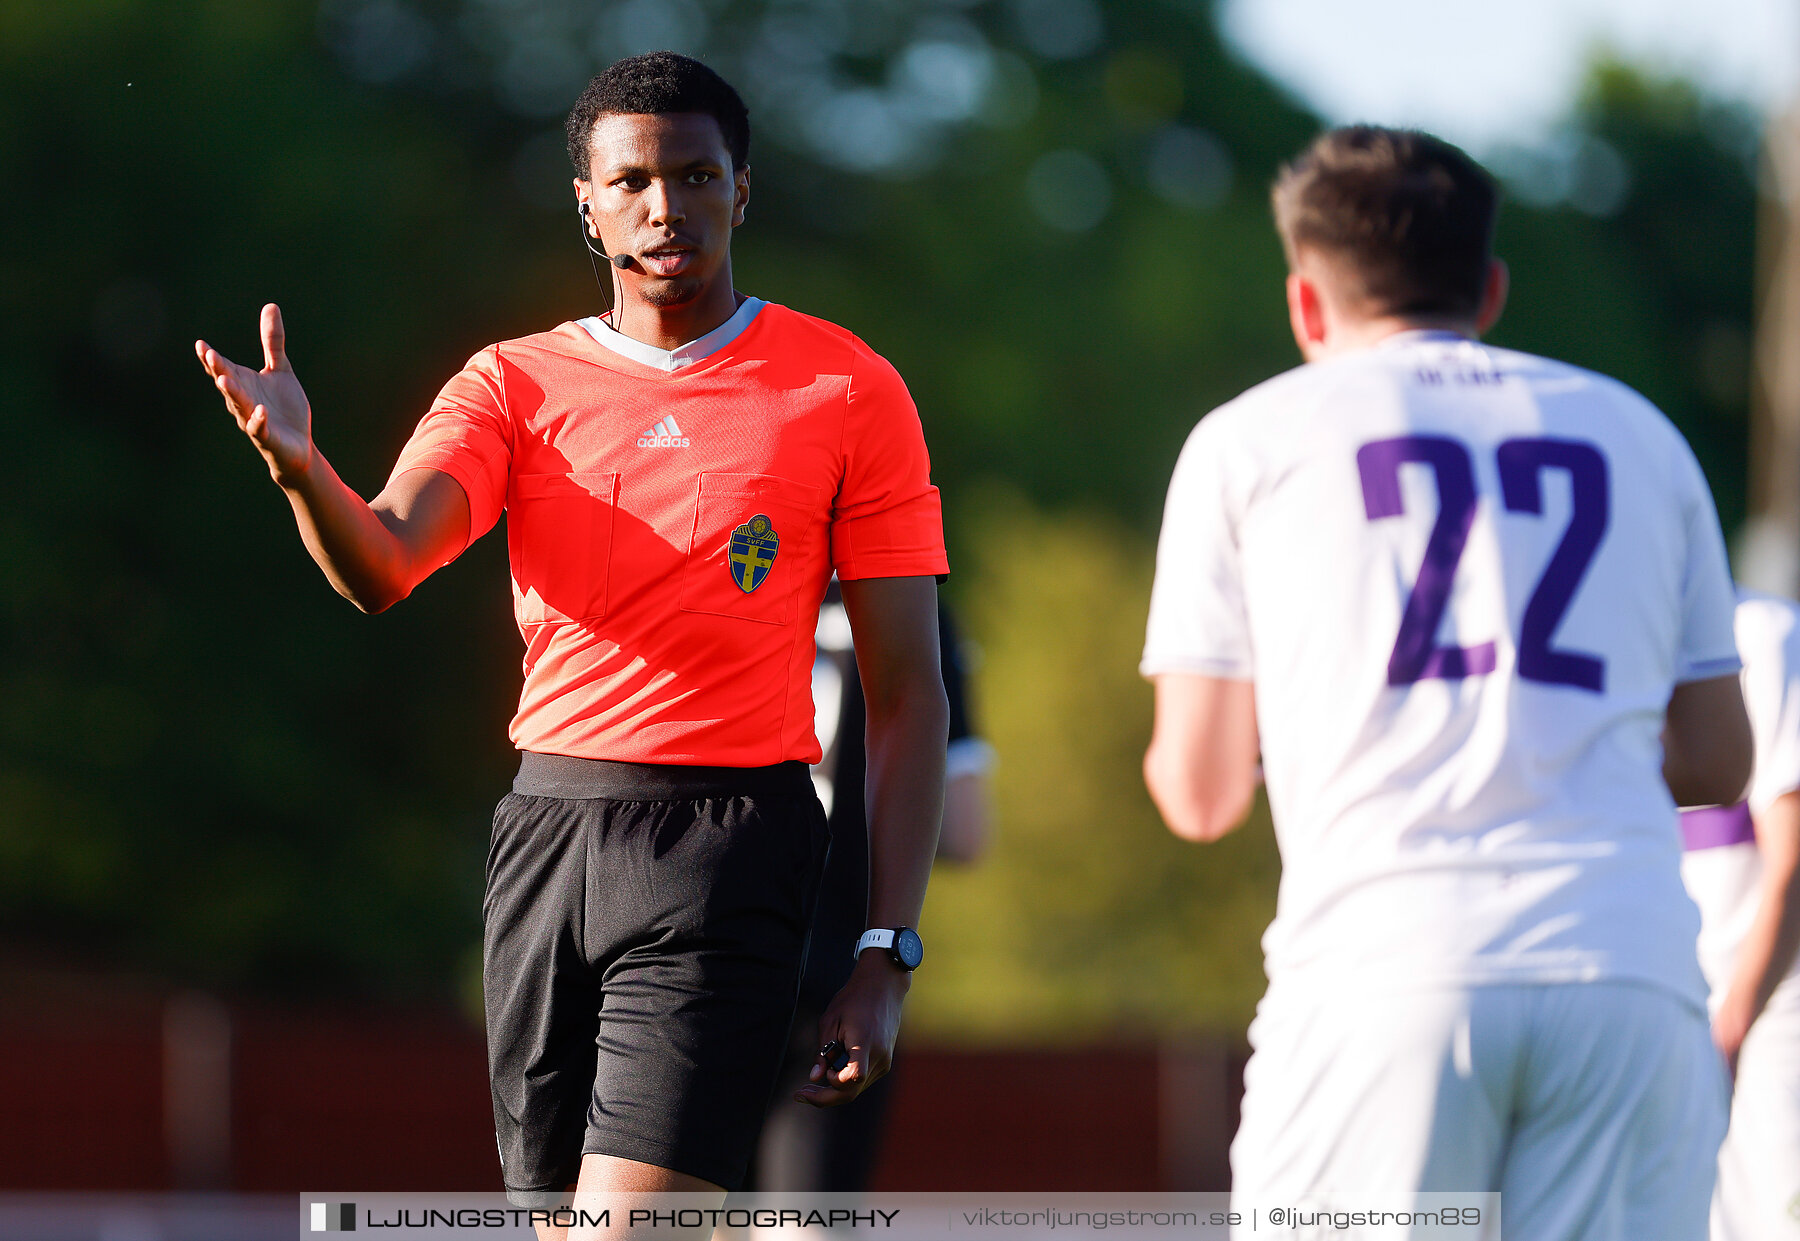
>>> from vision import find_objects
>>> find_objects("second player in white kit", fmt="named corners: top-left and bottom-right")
top-left (1680, 591), bottom-right (1800, 1241)
top-left (1143, 127), bottom-right (1753, 1240)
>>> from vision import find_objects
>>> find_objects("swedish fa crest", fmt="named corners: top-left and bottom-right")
top-left (727, 514), bottom-right (779, 593)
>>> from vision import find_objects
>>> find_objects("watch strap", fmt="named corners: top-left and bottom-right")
top-left (854, 928), bottom-right (896, 960)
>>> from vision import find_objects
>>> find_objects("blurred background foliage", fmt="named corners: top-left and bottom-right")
top-left (0, 0), bottom-right (1760, 1038)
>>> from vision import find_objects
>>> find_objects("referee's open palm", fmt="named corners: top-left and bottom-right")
top-left (195, 303), bottom-right (313, 483)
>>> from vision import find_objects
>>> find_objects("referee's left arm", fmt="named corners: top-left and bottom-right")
top-left (797, 573), bottom-right (947, 1107)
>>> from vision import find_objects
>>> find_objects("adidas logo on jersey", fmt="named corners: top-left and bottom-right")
top-left (637, 415), bottom-right (689, 448)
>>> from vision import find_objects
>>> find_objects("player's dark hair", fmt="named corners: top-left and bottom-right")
top-left (565, 52), bottom-right (750, 180)
top-left (1272, 126), bottom-right (1498, 318)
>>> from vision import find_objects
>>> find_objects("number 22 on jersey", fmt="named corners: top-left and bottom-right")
top-left (1356, 435), bottom-right (1608, 692)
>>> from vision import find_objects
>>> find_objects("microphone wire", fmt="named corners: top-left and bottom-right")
top-left (577, 205), bottom-right (621, 328)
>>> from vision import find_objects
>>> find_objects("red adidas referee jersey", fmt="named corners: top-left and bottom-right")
top-left (389, 303), bottom-right (948, 766)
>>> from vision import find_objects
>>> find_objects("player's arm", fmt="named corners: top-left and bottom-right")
top-left (1663, 674), bottom-right (1753, 809)
top-left (936, 607), bottom-right (992, 864)
top-left (1713, 790), bottom-right (1800, 1073)
top-left (195, 304), bottom-right (469, 613)
top-left (798, 574), bottom-right (947, 1108)
top-left (937, 765), bottom-right (990, 864)
top-left (1144, 673), bottom-right (1259, 842)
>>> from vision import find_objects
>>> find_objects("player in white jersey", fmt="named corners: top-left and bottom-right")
top-left (1142, 127), bottom-right (1753, 1240)
top-left (1679, 590), bottom-right (1800, 1241)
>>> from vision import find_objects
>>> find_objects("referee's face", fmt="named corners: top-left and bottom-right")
top-left (578, 111), bottom-right (749, 310)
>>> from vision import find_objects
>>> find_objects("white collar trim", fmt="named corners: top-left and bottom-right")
top-left (1377, 328), bottom-right (1474, 349)
top-left (578, 297), bottom-right (766, 372)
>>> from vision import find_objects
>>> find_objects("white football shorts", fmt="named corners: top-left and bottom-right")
top-left (1232, 981), bottom-right (1729, 1241)
top-left (1713, 997), bottom-right (1800, 1240)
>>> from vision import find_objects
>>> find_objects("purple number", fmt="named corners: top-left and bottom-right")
top-left (1356, 436), bottom-right (1498, 684)
top-left (1497, 437), bottom-right (1609, 691)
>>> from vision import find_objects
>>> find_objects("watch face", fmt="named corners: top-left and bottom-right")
top-left (894, 927), bottom-right (924, 970)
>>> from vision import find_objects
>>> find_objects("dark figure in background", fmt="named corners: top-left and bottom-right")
top-left (752, 586), bottom-right (992, 1190)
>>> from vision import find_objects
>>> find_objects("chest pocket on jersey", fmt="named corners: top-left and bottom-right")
top-left (679, 472), bottom-right (822, 626)
top-left (507, 471), bottom-right (619, 625)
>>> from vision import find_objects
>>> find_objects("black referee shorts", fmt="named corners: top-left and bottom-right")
top-left (483, 754), bottom-right (830, 1202)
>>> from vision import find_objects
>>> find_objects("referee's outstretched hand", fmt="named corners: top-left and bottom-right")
top-left (796, 953), bottom-right (910, 1108)
top-left (195, 303), bottom-right (315, 485)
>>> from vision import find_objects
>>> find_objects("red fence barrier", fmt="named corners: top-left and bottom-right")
top-left (0, 993), bottom-right (1243, 1193)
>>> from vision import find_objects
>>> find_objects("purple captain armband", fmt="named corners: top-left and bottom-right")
top-left (1679, 802), bottom-right (1755, 851)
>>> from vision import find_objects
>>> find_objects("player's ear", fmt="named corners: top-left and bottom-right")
top-left (1475, 258), bottom-right (1508, 337)
top-left (1286, 270), bottom-right (1328, 361)
top-left (574, 179), bottom-right (597, 236)
top-left (731, 165), bottom-right (750, 228)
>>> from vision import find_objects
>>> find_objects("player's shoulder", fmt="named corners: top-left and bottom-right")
top-left (487, 321), bottom-right (593, 360)
top-left (1487, 342), bottom-right (1667, 412)
top-left (1480, 343), bottom-right (1697, 455)
top-left (449, 322), bottom-right (597, 378)
top-left (1162, 365), bottom-right (1319, 497)
top-left (1183, 348), bottom-right (1412, 451)
top-left (761, 304), bottom-right (916, 405)
top-left (759, 302), bottom-right (856, 346)
top-left (1734, 588), bottom-right (1800, 654)
top-left (750, 302), bottom-right (863, 359)
top-left (1184, 358), bottom-right (1322, 440)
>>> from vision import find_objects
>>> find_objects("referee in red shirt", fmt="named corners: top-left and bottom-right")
top-left (195, 53), bottom-right (948, 1232)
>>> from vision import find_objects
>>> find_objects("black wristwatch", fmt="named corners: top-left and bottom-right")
top-left (854, 927), bottom-right (924, 971)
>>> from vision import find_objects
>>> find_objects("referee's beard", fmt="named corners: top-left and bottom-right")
top-left (636, 271), bottom-right (712, 308)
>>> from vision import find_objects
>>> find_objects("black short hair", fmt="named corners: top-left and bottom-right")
top-left (565, 52), bottom-right (750, 180)
top-left (1272, 126), bottom-right (1498, 318)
